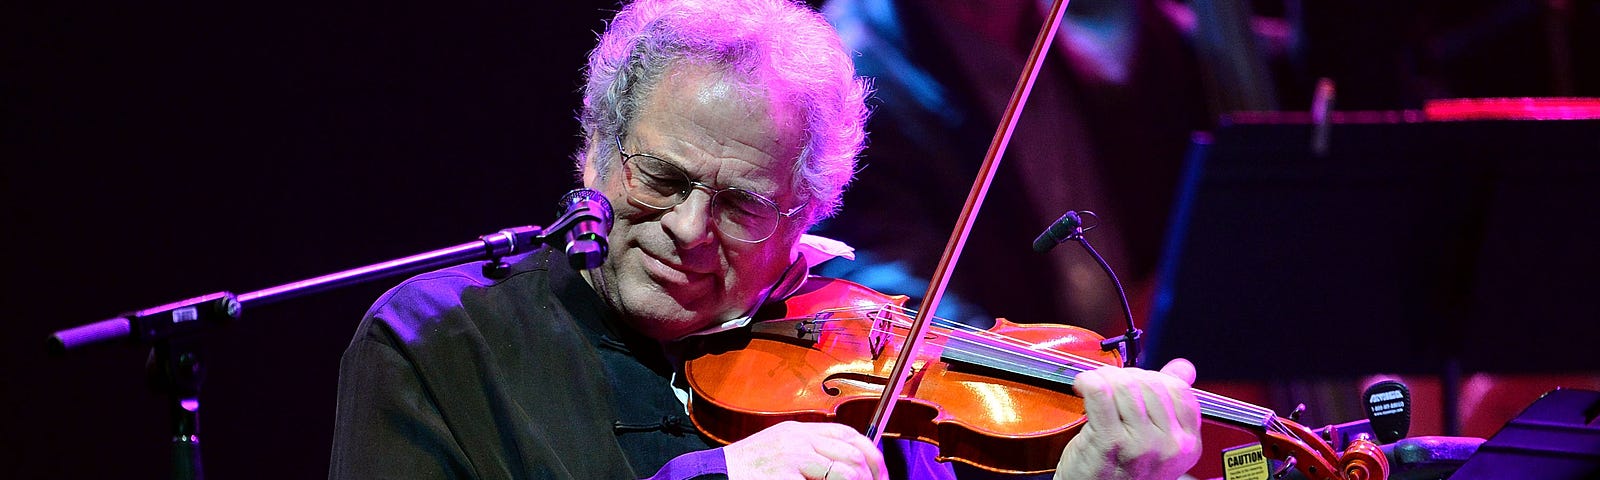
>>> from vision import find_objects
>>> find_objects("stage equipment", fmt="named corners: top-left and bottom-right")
top-left (1149, 103), bottom-right (1600, 435)
top-left (47, 188), bottom-right (611, 480)
top-left (1448, 388), bottom-right (1600, 479)
top-left (1229, 388), bottom-right (1600, 480)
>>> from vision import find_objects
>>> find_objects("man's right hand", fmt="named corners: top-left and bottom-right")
top-left (723, 421), bottom-right (888, 480)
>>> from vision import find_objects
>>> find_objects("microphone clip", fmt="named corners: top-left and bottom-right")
top-left (1099, 326), bottom-right (1144, 364)
top-left (476, 189), bottom-right (613, 277)
top-left (551, 188), bottom-right (613, 270)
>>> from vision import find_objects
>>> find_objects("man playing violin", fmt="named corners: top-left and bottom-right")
top-left (329, 0), bottom-right (1201, 479)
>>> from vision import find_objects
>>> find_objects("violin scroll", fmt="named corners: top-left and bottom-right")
top-left (1336, 435), bottom-right (1388, 480)
top-left (1260, 417), bottom-right (1390, 480)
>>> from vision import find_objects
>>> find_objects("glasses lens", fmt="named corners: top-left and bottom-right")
top-left (713, 190), bottom-right (781, 242)
top-left (624, 155), bottom-right (689, 209)
top-left (619, 146), bottom-right (786, 243)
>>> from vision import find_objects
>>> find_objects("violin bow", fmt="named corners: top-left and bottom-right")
top-left (862, 0), bottom-right (1073, 443)
top-left (853, 3), bottom-right (1391, 479)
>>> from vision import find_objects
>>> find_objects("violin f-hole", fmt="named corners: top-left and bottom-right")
top-left (819, 363), bottom-right (931, 398)
top-left (821, 371), bottom-right (892, 397)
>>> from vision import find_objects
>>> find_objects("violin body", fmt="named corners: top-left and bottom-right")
top-left (685, 276), bottom-right (1121, 474)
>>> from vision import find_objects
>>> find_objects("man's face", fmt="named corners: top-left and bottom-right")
top-left (582, 64), bottom-right (807, 341)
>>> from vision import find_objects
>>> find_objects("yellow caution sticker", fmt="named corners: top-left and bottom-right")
top-left (1222, 443), bottom-right (1269, 480)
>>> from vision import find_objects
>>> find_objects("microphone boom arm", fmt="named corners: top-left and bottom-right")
top-left (50, 190), bottom-right (619, 353)
top-left (48, 224), bottom-right (555, 352)
top-left (51, 187), bottom-right (613, 352)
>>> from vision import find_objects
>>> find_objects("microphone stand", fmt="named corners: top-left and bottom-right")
top-left (47, 202), bottom-right (606, 480)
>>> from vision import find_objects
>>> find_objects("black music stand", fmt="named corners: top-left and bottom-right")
top-left (1145, 114), bottom-right (1600, 434)
top-left (1448, 388), bottom-right (1600, 479)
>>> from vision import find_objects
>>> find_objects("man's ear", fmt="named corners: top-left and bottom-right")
top-left (580, 133), bottom-right (601, 188)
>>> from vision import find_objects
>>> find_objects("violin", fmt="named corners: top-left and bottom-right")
top-left (683, 275), bottom-right (1390, 479)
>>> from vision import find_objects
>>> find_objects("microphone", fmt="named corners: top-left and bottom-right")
top-left (1362, 380), bottom-right (1412, 444)
top-left (1032, 211), bottom-right (1083, 253)
top-left (557, 188), bottom-right (613, 270)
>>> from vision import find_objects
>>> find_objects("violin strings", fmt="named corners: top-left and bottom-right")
top-left (773, 307), bottom-right (1313, 454)
top-left (798, 306), bottom-right (1278, 427)
top-left (789, 305), bottom-right (1281, 428)
top-left (878, 307), bottom-right (1276, 426)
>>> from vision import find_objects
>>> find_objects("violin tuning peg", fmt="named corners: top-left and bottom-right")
top-left (1271, 456), bottom-right (1298, 479)
top-left (1288, 403), bottom-right (1307, 422)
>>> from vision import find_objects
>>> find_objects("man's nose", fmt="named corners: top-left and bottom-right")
top-left (662, 189), bottom-right (716, 248)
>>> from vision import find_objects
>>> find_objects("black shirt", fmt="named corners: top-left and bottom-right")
top-left (329, 248), bottom-right (721, 479)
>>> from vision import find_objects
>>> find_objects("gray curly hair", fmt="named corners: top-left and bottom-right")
top-left (576, 0), bottom-right (870, 228)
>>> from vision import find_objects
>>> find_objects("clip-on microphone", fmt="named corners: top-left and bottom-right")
top-left (1033, 210), bottom-right (1142, 366)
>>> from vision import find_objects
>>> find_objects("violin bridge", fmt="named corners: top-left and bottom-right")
top-left (866, 304), bottom-right (894, 360)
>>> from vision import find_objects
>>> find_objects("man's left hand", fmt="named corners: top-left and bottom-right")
top-left (1053, 358), bottom-right (1202, 480)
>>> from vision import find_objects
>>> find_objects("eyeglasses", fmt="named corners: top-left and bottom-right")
top-left (615, 136), bottom-right (805, 243)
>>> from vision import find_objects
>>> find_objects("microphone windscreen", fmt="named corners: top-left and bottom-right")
top-left (558, 188), bottom-right (613, 270)
top-left (1032, 211), bottom-right (1081, 253)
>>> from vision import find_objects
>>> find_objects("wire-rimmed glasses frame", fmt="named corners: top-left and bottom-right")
top-left (613, 136), bottom-right (806, 243)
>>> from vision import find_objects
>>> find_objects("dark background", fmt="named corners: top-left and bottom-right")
top-left (5, 1), bottom-right (1599, 479)
top-left (4, 1), bottom-right (620, 478)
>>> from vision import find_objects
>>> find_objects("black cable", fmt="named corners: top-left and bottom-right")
top-left (1071, 233), bottom-right (1143, 368)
